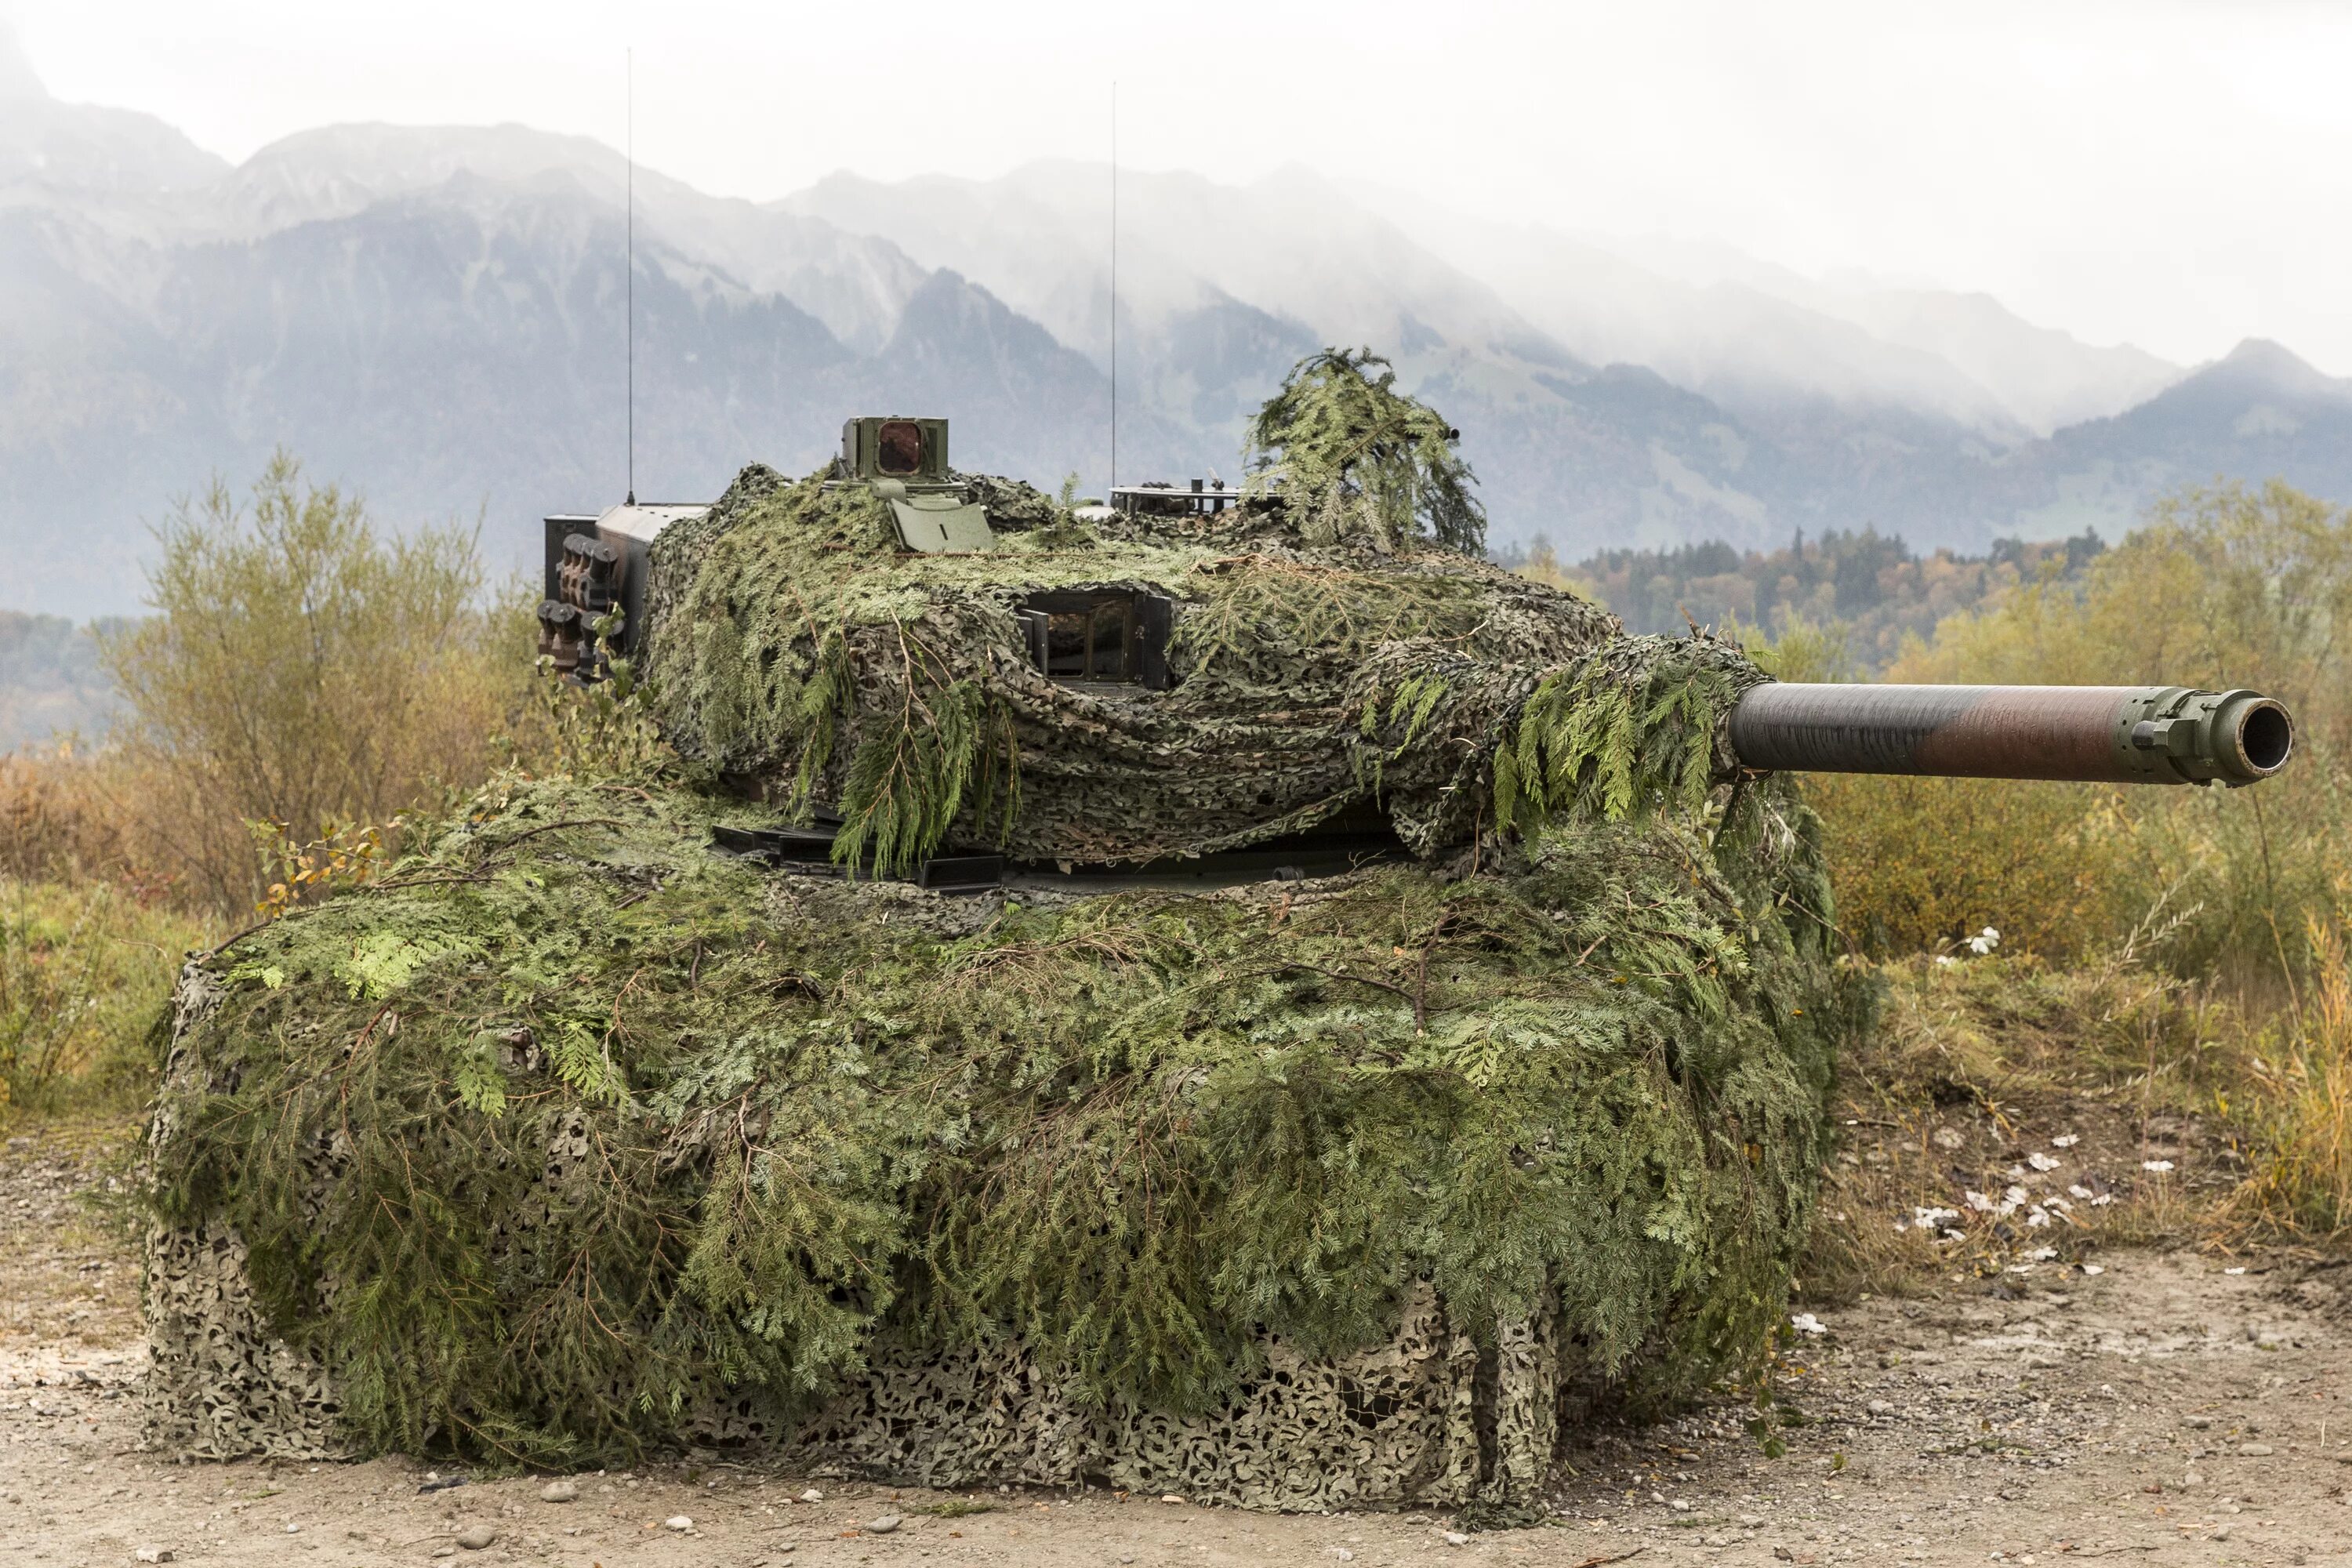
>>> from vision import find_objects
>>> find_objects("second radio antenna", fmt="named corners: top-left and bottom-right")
top-left (626, 46), bottom-right (636, 506)
top-left (1109, 79), bottom-right (1118, 495)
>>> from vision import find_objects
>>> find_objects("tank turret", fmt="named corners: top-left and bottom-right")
top-left (538, 416), bottom-right (2292, 888)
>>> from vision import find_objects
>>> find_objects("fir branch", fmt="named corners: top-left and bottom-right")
top-left (1245, 347), bottom-right (1486, 554)
top-left (151, 770), bottom-right (1846, 1465)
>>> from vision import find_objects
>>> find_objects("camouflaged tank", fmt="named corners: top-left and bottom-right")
top-left (140, 365), bottom-right (2293, 1509)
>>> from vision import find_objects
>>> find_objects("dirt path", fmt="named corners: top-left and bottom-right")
top-left (5, 1126), bottom-right (2348, 1568)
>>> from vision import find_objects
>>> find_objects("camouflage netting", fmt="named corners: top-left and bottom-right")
top-left (141, 372), bottom-right (1854, 1502)
top-left (141, 745), bottom-right (1848, 1501)
top-left (633, 463), bottom-right (1656, 867)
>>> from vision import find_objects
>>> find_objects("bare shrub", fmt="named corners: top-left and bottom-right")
top-left (100, 453), bottom-right (536, 915)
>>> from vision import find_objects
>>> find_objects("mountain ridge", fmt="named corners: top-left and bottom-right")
top-left (2, 39), bottom-right (2349, 619)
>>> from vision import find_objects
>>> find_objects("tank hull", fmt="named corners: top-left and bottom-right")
top-left (141, 776), bottom-right (1842, 1504)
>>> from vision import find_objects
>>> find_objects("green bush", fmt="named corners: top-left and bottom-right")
top-left (1750, 481), bottom-right (2352, 982)
top-left (0, 878), bottom-right (205, 1116)
top-left (1795, 774), bottom-right (2132, 961)
top-left (102, 452), bottom-right (540, 916)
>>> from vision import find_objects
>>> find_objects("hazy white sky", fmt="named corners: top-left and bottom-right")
top-left (12, 0), bottom-right (2350, 372)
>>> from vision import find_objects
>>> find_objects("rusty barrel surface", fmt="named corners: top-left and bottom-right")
top-left (1727, 684), bottom-right (2294, 786)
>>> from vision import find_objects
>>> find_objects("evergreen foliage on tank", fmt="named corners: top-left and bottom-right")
top-left (140, 349), bottom-right (1860, 1499)
top-left (633, 355), bottom-right (1617, 871)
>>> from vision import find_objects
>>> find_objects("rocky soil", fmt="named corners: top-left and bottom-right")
top-left (4, 1123), bottom-right (2348, 1568)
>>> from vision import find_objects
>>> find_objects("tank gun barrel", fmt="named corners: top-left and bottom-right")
top-left (1727, 684), bottom-right (2293, 786)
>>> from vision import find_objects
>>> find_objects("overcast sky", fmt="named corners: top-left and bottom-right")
top-left (13, 0), bottom-right (2349, 373)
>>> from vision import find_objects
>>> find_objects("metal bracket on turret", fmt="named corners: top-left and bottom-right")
top-left (877, 478), bottom-right (996, 554)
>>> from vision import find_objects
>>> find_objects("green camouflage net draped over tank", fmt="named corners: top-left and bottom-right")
top-left (633, 461), bottom-right (1677, 871)
top-left (140, 368), bottom-right (1857, 1501)
top-left (145, 766), bottom-right (1847, 1491)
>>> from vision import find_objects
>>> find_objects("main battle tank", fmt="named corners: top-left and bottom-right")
top-left (143, 371), bottom-right (2292, 1509)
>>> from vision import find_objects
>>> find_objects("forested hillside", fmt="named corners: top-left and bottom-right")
top-left (0, 612), bottom-right (120, 750)
top-left (1523, 528), bottom-right (2109, 670)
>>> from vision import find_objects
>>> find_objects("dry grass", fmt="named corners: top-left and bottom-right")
top-left (0, 746), bottom-right (145, 888)
top-left (2225, 914), bottom-right (2352, 1242)
top-left (0, 877), bottom-right (207, 1115)
top-left (1800, 901), bottom-right (2352, 1292)
top-left (1799, 954), bottom-right (2258, 1301)
top-left (1801, 775), bottom-right (2137, 962)
top-left (1752, 483), bottom-right (2352, 1277)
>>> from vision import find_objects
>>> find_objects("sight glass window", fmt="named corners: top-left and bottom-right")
top-left (1040, 601), bottom-right (1133, 681)
top-left (876, 419), bottom-right (925, 476)
top-left (1018, 590), bottom-right (1174, 691)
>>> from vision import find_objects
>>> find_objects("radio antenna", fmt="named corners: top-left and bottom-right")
top-left (626, 46), bottom-right (636, 506)
top-left (1109, 79), bottom-right (1118, 495)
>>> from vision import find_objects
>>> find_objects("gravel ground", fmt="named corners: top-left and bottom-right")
top-left (5, 1125), bottom-right (2348, 1568)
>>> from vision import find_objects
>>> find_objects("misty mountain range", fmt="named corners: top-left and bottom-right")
top-left (5, 32), bottom-right (2350, 620)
